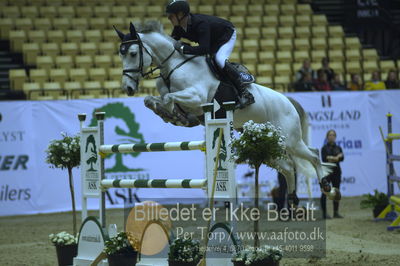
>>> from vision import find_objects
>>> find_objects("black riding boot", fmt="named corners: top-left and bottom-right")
top-left (223, 62), bottom-right (255, 109)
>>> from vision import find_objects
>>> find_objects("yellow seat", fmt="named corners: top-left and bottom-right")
top-left (248, 5), bottom-right (263, 16)
top-left (380, 60), bottom-right (396, 72)
top-left (296, 15), bottom-right (311, 26)
top-left (362, 49), bottom-right (378, 61)
top-left (311, 50), bottom-right (326, 62)
top-left (75, 6), bottom-right (93, 18)
top-left (295, 26), bottom-right (311, 38)
top-left (2, 6), bottom-right (21, 18)
top-left (94, 55), bottom-right (112, 68)
top-left (256, 76), bottom-right (273, 87)
top-left (278, 27), bottom-right (294, 38)
top-left (61, 43), bottom-right (79, 59)
top-left (147, 5), bottom-right (163, 18)
top-left (36, 56), bottom-right (55, 72)
top-left (241, 52), bottom-right (258, 64)
top-left (89, 18), bottom-right (107, 31)
top-left (75, 55), bottom-right (94, 71)
top-left (273, 76), bottom-right (290, 92)
top-left (231, 5), bottom-right (247, 16)
top-left (104, 80), bottom-right (121, 93)
top-left (258, 51), bottom-right (276, 63)
top-left (107, 17), bottom-right (125, 30)
top-left (80, 42), bottom-right (98, 56)
top-left (111, 7), bottom-right (129, 18)
top-left (246, 16), bottom-right (263, 27)
top-left (71, 18), bottom-right (89, 30)
top-left (296, 4), bottom-right (313, 15)
top-left (281, 4), bottom-right (296, 15)
top-left (23, 82), bottom-right (41, 99)
top-left (214, 5), bottom-right (231, 17)
top-left (103, 30), bottom-right (120, 44)
top-left (312, 26), bottom-right (327, 38)
top-left (89, 68), bottom-right (107, 82)
top-left (70, 68), bottom-right (88, 84)
top-left (28, 30), bottom-right (46, 45)
top-left (112, 55), bottom-right (122, 67)
top-left (276, 51), bottom-right (292, 63)
top-left (49, 69), bottom-right (68, 87)
top-left (345, 49), bottom-right (361, 61)
top-left (94, 6), bottom-right (111, 18)
top-left (41, 43), bottom-right (60, 59)
top-left (275, 63), bottom-right (292, 75)
top-left (259, 39), bottom-right (276, 51)
top-left (47, 30), bottom-right (65, 46)
top-left (57, 6), bottom-right (75, 18)
top-left (312, 14), bottom-right (328, 26)
top-left (55, 55), bottom-right (74, 70)
top-left (279, 16), bottom-right (295, 27)
top-left (242, 40), bottom-right (259, 52)
top-left (329, 62), bottom-right (344, 73)
top-left (261, 27), bottom-right (277, 38)
top-left (363, 60), bottom-right (379, 73)
top-left (83, 81), bottom-right (102, 91)
top-left (277, 38), bottom-right (293, 51)
top-left (43, 82), bottom-right (62, 92)
top-left (294, 38), bottom-right (310, 50)
top-left (9, 30), bottom-right (27, 52)
top-left (345, 61), bottom-right (362, 74)
top-left (262, 15), bottom-right (278, 27)
top-left (0, 18), bottom-right (14, 40)
top-left (328, 49), bottom-right (344, 62)
top-left (22, 43), bottom-right (40, 65)
top-left (197, 5), bottom-right (214, 15)
top-left (85, 30), bottom-right (102, 43)
top-left (66, 30), bottom-right (84, 43)
top-left (328, 37), bottom-right (344, 50)
top-left (52, 18), bottom-right (71, 32)
top-left (244, 27), bottom-right (260, 39)
top-left (311, 38), bottom-right (327, 50)
top-left (63, 81), bottom-right (81, 93)
top-left (9, 69), bottom-right (27, 91)
top-left (294, 51), bottom-right (309, 63)
top-left (328, 26), bottom-right (344, 37)
top-left (30, 69), bottom-right (48, 87)
top-left (230, 16), bottom-right (245, 28)
top-left (128, 6), bottom-right (146, 19)
top-left (345, 37), bottom-right (361, 50)
top-left (257, 64), bottom-right (274, 75)
top-left (99, 42), bottom-right (117, 55)
top-left (108, 67), bottom-right (121, 81)
top-left (264, 4), bottom-right (280, 15)
top-left (15, 18), bottom-right (34, 32)
top-left (39, 6), bottom-right (57, 18)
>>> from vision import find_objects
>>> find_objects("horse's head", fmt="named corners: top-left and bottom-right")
top-left (115, 23), bottom-right (153, 96)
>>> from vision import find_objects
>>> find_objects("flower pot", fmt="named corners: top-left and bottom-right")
top-left (373, 204), bottom-right (387, 218)
top-left (232, 258), bottom-right (279, 266)
top-left (55, 244), bottom-right (77, 266)
top-left (108, 252), bottom-right (137, 266)
top-left (168, 260), bottom-right (199, 266)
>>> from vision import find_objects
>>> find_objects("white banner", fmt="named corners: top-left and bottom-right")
top-left (0, 91), bottom-right (399, 216)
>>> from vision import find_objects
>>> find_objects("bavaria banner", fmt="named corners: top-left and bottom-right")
top-left (0, 90), bottom-right (399, 216)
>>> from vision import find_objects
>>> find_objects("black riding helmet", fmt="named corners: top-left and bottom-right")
top-left (165, 0), bottom-right (190, 15)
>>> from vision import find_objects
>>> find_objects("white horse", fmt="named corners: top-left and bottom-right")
top-left (114, 21), bottom-right (340, 204)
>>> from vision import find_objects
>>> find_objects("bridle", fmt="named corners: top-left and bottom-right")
top-left (120, 31), bottom-right (198, 92)
top-left (120, 33), bottom-right (175, 84)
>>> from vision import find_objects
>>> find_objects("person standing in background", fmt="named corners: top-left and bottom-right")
top-left (321, 130), bottom-right (344, 219)
top-left (364, 71), bottom-right (386, 90)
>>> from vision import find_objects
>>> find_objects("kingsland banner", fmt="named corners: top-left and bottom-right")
top-left (0, 91), bottom-right (399, 216)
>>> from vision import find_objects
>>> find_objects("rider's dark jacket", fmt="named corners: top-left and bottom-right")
top-left (171, 13), bottom-right (234, 55)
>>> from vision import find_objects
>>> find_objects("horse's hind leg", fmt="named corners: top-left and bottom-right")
top-left (275, 158), bottom-right (299, 207)
top-left (291, 141), bottom-right (341, 201)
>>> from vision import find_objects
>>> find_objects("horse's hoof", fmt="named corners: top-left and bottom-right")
top-left (332, 188), bottom-right (341, 201)
top-left (320, 178), bottom-right (331, 193)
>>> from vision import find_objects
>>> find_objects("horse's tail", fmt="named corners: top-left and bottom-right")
top-left (287, 96), bottom-right (309, 145)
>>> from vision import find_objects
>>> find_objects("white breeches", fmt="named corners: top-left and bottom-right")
top-left (215, 29), bottom-right (236, 69)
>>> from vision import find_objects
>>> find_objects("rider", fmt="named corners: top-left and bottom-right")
top-left (165, 0), bottom-right (255, 109)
